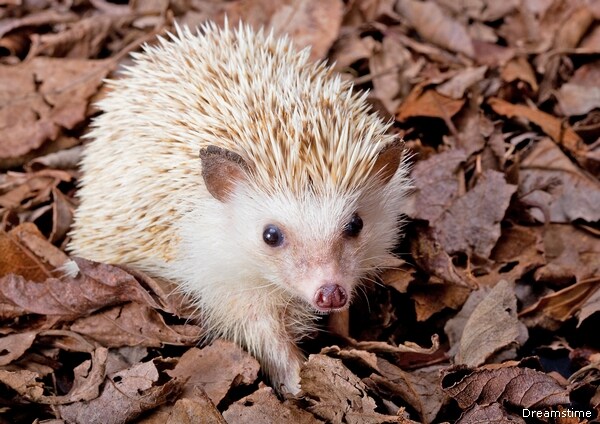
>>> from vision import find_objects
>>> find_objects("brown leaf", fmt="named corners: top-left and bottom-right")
top-left (369, 36), bottom-right (411, 114)
top-left (436, 66), bottom-right (487, 99)
top-left (365, 360), bottom-right (446, 424)
top-left (454, 280), bottom-right (528, 367)
top-left (0, 257), bottom-right (159, 320)
top-left (411, 283), bottom-right (472, 321)
top-left (0, 331), bottom-right (37, 366)
top-left (488, 98), bottom-right (585, 159)
top-left (0, 369), bottom-right (45, 400)
top-left (29, 15), bottom-right (129, 59)
top-left (409, 149), bottom-right (467, 223)
top-left (43, 347), bottom-right (108, 405)
top-left (395, 0), bottom-right (474, 57)
top-left (167, 341), bottom-right (260, 405)
top-left (534, 224), bottom-right (600, 286)
top-left (70, 302), bottom-right (201, 347)
top-left (0, 57), bottom-right (112, 168)
top-left (411, 227), bottom-right (473, 288)
top-left (330, 33), bottom-right (374, 71)
top-left (49, 187), bottom-right (74, 243)
top-left (0, 169), bottom-right (71, 212)
top-left (519, 138), bottom-right (600, 223)
top-left (557, 62), bottom-right (600, 116)
top-left (166, 390), bottom-right (227, 424)
top-left (0, 9), bottom-right (79, 39)
top-left (222, 0), bottom-right (344, 61)
top-left (397, 86), bottom-right (465, 121)
top-left (554, 6), bottom-right (595, 49)
top-left (477, 224), bottom-right (545, 287)
top-left (0, 226), bottom-right (53, 283)
top-left (24, 145), bottom-right (83, 172)
top-left (9, 222), bottom-right (68, 268)
top-left (456, 402), bottom-right (526, 424)
top-left (301, 354), bottom-right (401, 424)
top-left (578, 282), bottom-right (600, 326)
top-left (223, 384), bottom-right (321, 423)
top-left (58, 358), bottom-right (184, 424)
top-left (520, 277), bottom-right (600, 326)
top-left (443, 363), bottom-right (570, 410)
top-left (501, 56), bottom-right (539, 92)
top-left (433, 170), bottom-right (517, 258)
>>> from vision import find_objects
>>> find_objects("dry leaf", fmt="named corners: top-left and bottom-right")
top-left (443, 363), bottom-right (570, 409)
top-left (519, 138), bottom-right (600, 223)
top-left (436, 66), bottom-right (487, 99)
top-left (301, 354), bottom-right (402, 424)
top-left (557, 61), bottom-right (600, 116)
top-left (223, 0), bottom-right (344, 60)
top-left (223, 384), bottom-right (321, 423)
top-left (454, 280), bottom-right (528, 367)
top-left (0, 257), bottom-right (159, 320)
top-left (395, 0), bottom-right (474, 57)
top-left (167, 341), bottom-right (260, 405)
top-left (488, 98), bottom-right (584, 158)
top-left (58, 358), bottom-right (183, 424)
top-left (365, 359), bottom-right (446, 424)
top-left (397, 86), bottom-right (465, 121)
top-left (432, 170), bottom-right (517, 258)
top-left (0, 58), bottom-right (112, 168)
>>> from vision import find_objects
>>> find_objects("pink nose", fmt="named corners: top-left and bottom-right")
top-left (314, 284), bottom-right (347, 309)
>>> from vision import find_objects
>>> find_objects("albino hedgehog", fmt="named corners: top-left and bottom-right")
top-left (69, 22), bottom-right (411, 394)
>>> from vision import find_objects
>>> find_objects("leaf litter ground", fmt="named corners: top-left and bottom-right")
top-left (0, 0), bottom-right (599, 423)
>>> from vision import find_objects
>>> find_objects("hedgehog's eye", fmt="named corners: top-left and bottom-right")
top-left (343, 213), bottom-right (363, 238)
top-left (263, 224), bottom-right (284, 247)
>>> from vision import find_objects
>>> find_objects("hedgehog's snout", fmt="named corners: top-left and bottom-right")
top-left (314, 284), bottom-right (347, 311)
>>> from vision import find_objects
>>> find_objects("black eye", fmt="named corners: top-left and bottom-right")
top-left (263, 224), bottom-right (284, 247)
top-left (343, 213), bottom-right (363, 238)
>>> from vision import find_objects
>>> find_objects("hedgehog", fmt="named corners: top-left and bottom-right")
top-left (68, 22), bottom-right (411, 394)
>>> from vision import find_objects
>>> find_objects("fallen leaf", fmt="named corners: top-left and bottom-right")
top-left (556, 61), bottom-right (600, 116)
top-left (58, 358), bottom-right (183, 424)
top-left (223, 0), bottom-right (344, 60)
top-left (501, 56), bottom-right (539, 92)
top-left (409, 149), bottom-right (467, 223)
top-left (70, 302), bottom-right (202, 347)
top-left (411, 283), bottom-right (472, 321)
top-left (0, 9), bottom-right (78, 39)
top-left (456, 402), bottom-right (526, 424)
top-left (301, 354), bottom-right (402, 424)
top-left (397, 86), bottom-right (465, 121)
top-left (519, 138), bottom-right (600, 223)
top-left (443, 363), bottom-right (570, 410)
top-left (29, 15), bottom-right (127, 59)
top-left (488, 98), bottom-right (585, 158)
top-left (223, 384), bottom-right (321, 423)
top-left (0, 331), bottom-right (37, 366)
top-left (533, 224), bottom-right (600, 285)
top-left (436, 66), bottom-right (487, 99)
top-left (166, 390), bottom-right (227, 424)
top-left (520, 277), bottom-right (600, 327)
top-left (365, 360), bottom-right (446, 424)
top-left (0, 257), bottom-right (159, 320)
top-left (330, 33), bottom-right (374, 71)
top-left (167, 341), bottom-right (260, 405)
top-left (433, 170), bottom-right (517, 258)
top-left (0, 57), bottom-right (111, 168)
top-left (454, 280), bottom-right (528, 367)
top-left (395, 0), bottom-right (474, 57)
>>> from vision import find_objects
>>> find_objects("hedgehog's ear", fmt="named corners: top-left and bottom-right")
top-left (200, 146), bottom-right (250, 202)
top-left (370, 140), bottom-right (403, 185)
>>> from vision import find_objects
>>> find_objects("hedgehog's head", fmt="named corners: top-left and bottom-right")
top-left (199, 140), bottom-right (409, 313)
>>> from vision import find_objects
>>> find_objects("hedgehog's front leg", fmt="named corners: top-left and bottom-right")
top-left (241, 314), bottom-right (305, 395)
